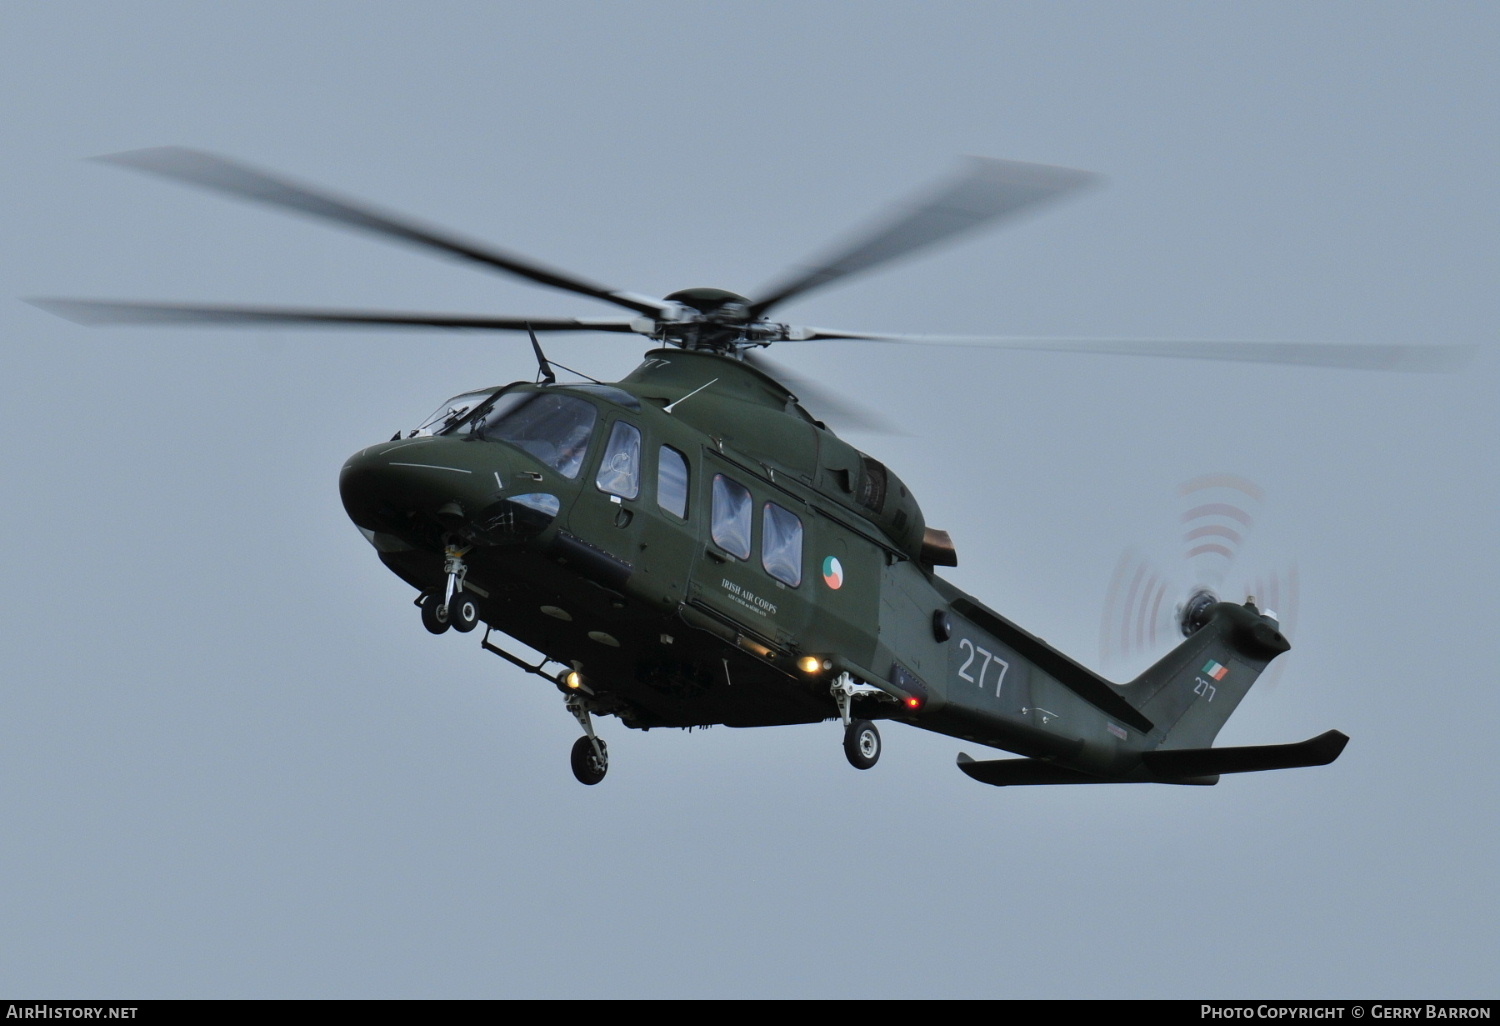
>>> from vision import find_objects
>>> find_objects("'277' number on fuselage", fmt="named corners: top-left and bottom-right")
top-left (957, 638), bottom-right (1009, 696)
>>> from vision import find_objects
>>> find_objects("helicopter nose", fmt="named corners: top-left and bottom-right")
top-left (340, 437), bottom-right (562, 544)
top-left (340, 437), bottom-right (494, 532)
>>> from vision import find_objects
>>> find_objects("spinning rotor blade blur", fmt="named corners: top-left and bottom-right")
top-left (27, 298), bottom-right (650, 335)
top-left (51, 149), bottom-right (1470, 375)
top-left (94, 147), bottom-right (671, 318)
top-left (741, 350), bottom-right (905, 435)
top-left (782, 330), bottom-right (1473, 372)
top-left (750, 157), bottom-right (1100, 317)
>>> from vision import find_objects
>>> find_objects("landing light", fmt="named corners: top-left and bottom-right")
top-left (565, 671), bottom-right (584, 690)
top-left (797, 656), bottom-right (823, 675)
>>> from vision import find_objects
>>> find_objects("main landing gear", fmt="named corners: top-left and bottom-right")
top-left (566, 692), bottom-right (609, 785)
top-left (474, 629), bottom-right (610, 785)
top-left (419, 544), bottom-right (479, 635)
top-left (831, 674), bottom-right (881, 771)
top-left (570, 735), bottom-right (609, 786)
top-left (843, 720), bottom-right (881, 770)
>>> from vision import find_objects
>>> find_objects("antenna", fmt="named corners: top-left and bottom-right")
top-left (527, 323), bottom-right (556, 385)
top-left (664, 378), bottom-right (719, 414)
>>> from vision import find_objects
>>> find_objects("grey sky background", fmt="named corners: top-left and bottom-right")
top-left (2, 2), bottom-right (1495, 999)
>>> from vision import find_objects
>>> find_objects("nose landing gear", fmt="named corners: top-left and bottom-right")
top-left (418, 543), bottom-right (480, 634)
top-left (441, 544), bottom-right (479, 633)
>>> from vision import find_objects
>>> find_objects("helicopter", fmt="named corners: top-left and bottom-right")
top-left (34, 149), bottom-right (1464, 786)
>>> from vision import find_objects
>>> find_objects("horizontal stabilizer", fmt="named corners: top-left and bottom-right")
top-left (1141, 730), bottom-right (1349, 778)
top-left (956, 730), bottom-right (1348, 787)
top-left (956, 752), bottom-right (1117, 787)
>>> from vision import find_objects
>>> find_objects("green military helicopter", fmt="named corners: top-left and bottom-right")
top-left (36, 149), bottom-right (1462, 785)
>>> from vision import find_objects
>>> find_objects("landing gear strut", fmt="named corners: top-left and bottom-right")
top-left (441, 544), bottom-right (479, 633)
top-left (419, 544), bottom-right (479, 634)
top-left (566, 692), bottom-right (608, 785)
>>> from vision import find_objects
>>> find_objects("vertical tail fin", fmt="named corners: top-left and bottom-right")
top-left (1126, 600), bottom-right (1290, 750)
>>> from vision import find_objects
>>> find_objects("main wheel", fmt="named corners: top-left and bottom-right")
top-left (843, 719), bottom-right (881, 770)
top-left (570, 735), bottom-right (608, 785)
top-left (450, 591), bottom-right (480, 632)
top-left (419, 593), bottom-right (450, 635)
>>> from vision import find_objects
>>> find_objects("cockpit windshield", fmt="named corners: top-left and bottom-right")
top-left (411, 389), bottom-right (499, 437)
top-left (469, 391), bottom-right (598, 478)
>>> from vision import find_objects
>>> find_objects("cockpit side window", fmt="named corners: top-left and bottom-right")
top-left (595, 420), bottom-right (642, 499)
top-left (710, 474), bottom-right (753, 560)
top-left (473, 392), bottom-right (598, 479)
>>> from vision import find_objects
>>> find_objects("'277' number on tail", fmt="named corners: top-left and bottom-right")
top-left (958, 638), bottom-right (1009, 696)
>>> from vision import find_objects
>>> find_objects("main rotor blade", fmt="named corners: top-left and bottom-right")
top-left (783, 329), bottom-right (1474, 373)
top-left (750, 157), bottom-right (1099, 318)
top-left (741, 350), bottom-right (906, 435)
top-left (27, 298), bottom-right (650, 334)
top-left (93, 147), bottom-right (671, 318)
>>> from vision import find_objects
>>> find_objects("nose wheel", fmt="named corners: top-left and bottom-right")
top-left (419, 592), bottom-right (451, 634)
top-left (448, 591), bottom-right (479, 632)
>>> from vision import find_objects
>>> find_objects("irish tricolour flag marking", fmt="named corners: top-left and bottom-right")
top-left (822, 556), bottom-right (844, 590)
top-left (1202, 659), bottom-right (1229, 681)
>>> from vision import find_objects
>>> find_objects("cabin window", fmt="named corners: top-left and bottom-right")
top-left (710, 474), bottom-right (752, 560)
top-left (595, 420), bottom-right (642, 499)
top-left (657, 445), bottom-right (689, 519)
top-left (761, 502), bottom-right (803, 587)
top-left (476, 392), bottom-right (598, 479)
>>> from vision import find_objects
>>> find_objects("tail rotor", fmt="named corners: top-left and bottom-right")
top-left (1102, 474), bottom-right (1297, 685)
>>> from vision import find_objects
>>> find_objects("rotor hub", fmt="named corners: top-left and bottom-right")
top-left (662, 287), bottom-right (750, 315)
top-left (657, 288), bottom-right (777, 354)
top-left (1179, 589), bottom-right (1218, 637)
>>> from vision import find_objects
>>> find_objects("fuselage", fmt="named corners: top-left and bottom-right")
top-left (340, 348), bottom-right (929, 731)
